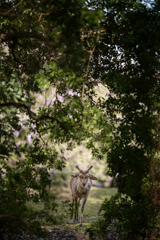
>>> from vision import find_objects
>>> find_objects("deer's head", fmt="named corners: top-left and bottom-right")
top-left (71, 165), bottom-right (97, 187)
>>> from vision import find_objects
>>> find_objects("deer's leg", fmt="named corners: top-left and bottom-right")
top-left (74, 198), bottom-right (78, 224)
top-left (71, 197), bottom-right (74, 219)
top-left (76, 198), bottom-right (80, 222)
top-left (79, 198), bottom-right (87, 226)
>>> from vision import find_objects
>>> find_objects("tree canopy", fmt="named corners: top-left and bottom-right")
top-left (0, 0), bottom-right (160, 239)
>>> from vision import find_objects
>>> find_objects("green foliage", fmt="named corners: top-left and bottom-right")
top-left (0, 0), bottom-right (160, 238)
top-left (0, 163), bottom-right (54, 235)
top-left (86, 193), bottom-right (155, 239)
top-left (0, 0), bottom-right (107, 235)
top-left (85, 0), bottom-right (160, 239)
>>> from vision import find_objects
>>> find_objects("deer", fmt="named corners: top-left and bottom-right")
top-left (70, 165), bottom-right (97, 226)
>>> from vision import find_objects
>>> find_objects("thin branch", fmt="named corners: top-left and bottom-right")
top-left (82, 30), bottom-right (100, 99)
top-left (12, 47), bottom-right (27, 69)
top-left (85, 79), bottom-right (106, 86)
top-left (80, 29), bottom-right (106, 39)
top-left (0, 58), bottom-right (14, 67)
top-left (0, 102), bottom-right (60, 123)
top-left (45, 55), bottom-right (58, 63)
top-left (1, 1), bottom-right (23, 16)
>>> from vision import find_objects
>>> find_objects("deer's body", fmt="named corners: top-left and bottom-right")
top-left (70, 165), bottom-right (97, 226)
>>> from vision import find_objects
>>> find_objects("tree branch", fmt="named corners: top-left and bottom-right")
top-left (0, 102), bottom-right (60, 123)
top-left (1, 1), bottom-right (23, 16)
top-left (4, 31), bottom-right (57, 47)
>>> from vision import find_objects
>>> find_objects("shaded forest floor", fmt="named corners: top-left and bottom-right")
top-left (27, 186), bottom-right (117, 239)
top-left (51, 185), bottom-right (117, 240)
top-left (26, 186), bottom-right (160, 239)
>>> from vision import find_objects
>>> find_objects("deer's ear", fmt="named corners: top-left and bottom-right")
top-left (71, 173), bottom-right (79, 178)
top-left (89, 174), bottom-right (97, 180)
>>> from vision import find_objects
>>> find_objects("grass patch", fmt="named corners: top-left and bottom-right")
top-left (50, 185), bottom-right (117, 224)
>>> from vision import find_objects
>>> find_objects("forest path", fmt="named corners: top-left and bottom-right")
top-left (46, 186), bottom-right (118, 240)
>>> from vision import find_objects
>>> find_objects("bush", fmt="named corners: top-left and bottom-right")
top-left (0, 160), bottom-right (59, 236)
top-left (86, 193), bottom-right (156, 240)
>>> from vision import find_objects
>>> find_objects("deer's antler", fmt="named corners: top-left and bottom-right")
top-left (75, 165), bottom-right (82, 172)
top-left (75, 165), bottom-right (93, 173)
top-left (86, 166), bottom-right (93, 172)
